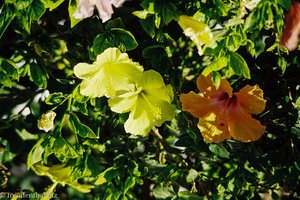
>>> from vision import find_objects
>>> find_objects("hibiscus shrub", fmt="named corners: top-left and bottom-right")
top-left (1, 0), bottom-right (300, 199)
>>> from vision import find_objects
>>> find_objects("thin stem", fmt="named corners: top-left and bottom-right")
top-left (151, 127), bottom-right (180, 154)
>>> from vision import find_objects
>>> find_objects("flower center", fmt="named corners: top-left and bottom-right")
top-left (227, 94), bottom-right (238, 107)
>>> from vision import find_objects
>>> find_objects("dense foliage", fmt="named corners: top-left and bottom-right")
top-left (1, 0), bottom-right (300, 199)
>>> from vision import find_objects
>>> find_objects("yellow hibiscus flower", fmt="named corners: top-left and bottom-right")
top-left (74, 47), bottom-right (143, 98)
top-left (178, 15), bottom-right (216, 55)
top-left (180, 74), bottom-right (266, 143)
top-left (108, 70), bottom-right (176, 136)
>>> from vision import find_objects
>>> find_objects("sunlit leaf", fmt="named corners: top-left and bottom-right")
top-left (68, 113), bottom-right (98, 139)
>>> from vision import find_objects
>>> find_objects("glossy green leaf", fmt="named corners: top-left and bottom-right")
top-left (68, 113), bottom-right (98, 139)
top-left (277, 0), bottom-right (291, 10)
top-left (92, 29), bottom-right (138, 56)
top-left (140, 16), bottom-right (155, 38)
top-left (177, 191), bottom-right (203, 200)
top-left (209, 144), bottom-right (230, 158)
top-left (53, 137), bottom-right (79, 162)
top-left (0, 57), bottom-right (19, 87)
top-left (124, 176), bottom-right (136, 194)
top-left (202, 56), bottom-right (228, 76)
top-left (94, 167), bottom-right (120, 185)
top-left (152, 184), bottom-right (176, 199)
top-left (68, 0), bottom-right (81, 28)
top-left (132, 10), bottom-right (149, 19)
top-left (277, 56), bottom-right (287, 74)
top-left (228, 51), bottom-right (251, 79)
top-left (29, 62), bottom-right (47, 88)
top-left (110, 28), bottom-right (138, 51)
top-left (41, 0), bottom-right (65, 11)
top-left (0, 3), bottom-right (16, 38)
top-left (45, 92), bottom-right (67, 105)
top-left (27, 136), bottom-right (48, 169)
top-left (28, 0), bottom-right (46, 20)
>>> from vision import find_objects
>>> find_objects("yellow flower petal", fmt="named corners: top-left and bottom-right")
top-left (235, 84), bottom-right (266, 114)
top-left (73, 63), bottom-right (100, 79)
top-left (197, 112), bottom-right (231, 143)
top-left (227, 106), bottom-right (266, 142)
top-left (178, 15), bottom-right (216, 55)
top-left (110, 70), bottom-right (175, 136)
top-left (108, 91), bottom-right (139, 113)
top-left (196, 74), bottom-right (232, 98)
top-left (180, 92), bottom-right (220, 118)
top-left (154, 101), bottom-right (176, 127)
top-left (124, 97), bottom-right (153, 136)
top-left (74, 47), bottom-right (143, 98)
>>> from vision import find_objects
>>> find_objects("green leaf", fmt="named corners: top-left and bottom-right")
top-left (53, 137), bottom-right (79, 162)
top-left (0, 3), bottom-right (16, 38)
top-left (124, 176), bottom-right (136, 194)
top-left (68, 0), bottom-right (81, 28)
top-left (68, 113), bottom-right (98, 139)
top-left (208, 144), bottom-right (230, 158)
top-left (29, 62), bottom-right (47, 88)
top-left (132, 10), bottom-right (149, 19)
top-left (186, 169), bottom-right (198, 183)
top-left (0, 57), bottom-right (19, 87)
top-left (45, 92), bottom-right (67, 105)
top-left (83, 140), bottom-right (106, 153)
top-left (105, 18), bottom-right (125, 30)
top-left (277, 0), bottom-right (291, 10)
top-left (177, 191), bottom-right (203, 200)
top-left (110, 28), bottom-right (138, 51)
top-left (159, 1), bottom-right (176, 25)
top-left (226, 34), bottom-right (242, 52)
top-left (228, 51), bottom-right (250, 79)
top-left (214, 0), bottom-right (230, 17)
top-left (91, 29), bottom-right (138, 56)
top-left (152, 184), bottom-right (176, 199)
top-left (41, 0), bottom-right (65, 11)
top-left (27, 136), bottom-right (48, 169)
top-left (139, 17), bottom-right (155, 38)
top-left (28, 0), bottom-right (46, 21)
top-left (202, 56), bottom-right (228, 76)
top-left (277, 56), bottom-right (287, 74)
top-left (94, 167), bottom-right (120, 185)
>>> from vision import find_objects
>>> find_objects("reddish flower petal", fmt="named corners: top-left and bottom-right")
top-left (280, 2), bottom-right (300, 51)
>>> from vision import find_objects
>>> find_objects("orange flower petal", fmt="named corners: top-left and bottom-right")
top-left (197, 74), bottom-right (232, 98)
top-left (197, 112), bottom-right (231, 143)
top-left (180, 92), bottom-right (220, 118)
top-left (235, 85), bottom-right (266, 114)
top-left (227, 106), bottom-right (266, 142)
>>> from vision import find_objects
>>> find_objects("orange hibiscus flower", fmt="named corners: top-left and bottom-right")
top-left (180, 74), bottom-right (266, 143)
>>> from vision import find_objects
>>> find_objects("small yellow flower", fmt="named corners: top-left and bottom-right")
top-left (37, 111), bottom-right (56, 132)
top-left (180, 74), bottom-right (266, 143)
